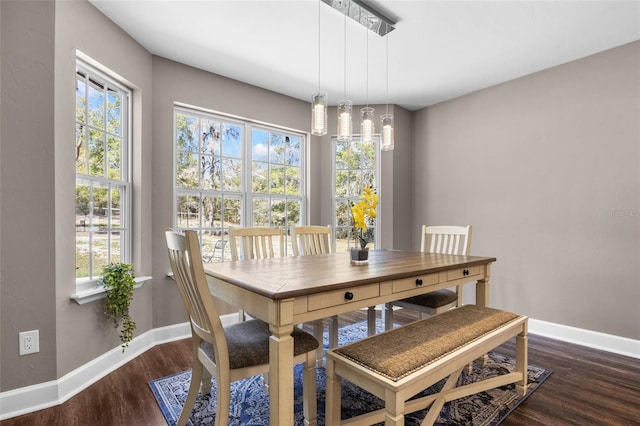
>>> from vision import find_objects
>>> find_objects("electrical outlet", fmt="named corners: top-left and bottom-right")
top-left (19, 330), bottom-right (39, 355)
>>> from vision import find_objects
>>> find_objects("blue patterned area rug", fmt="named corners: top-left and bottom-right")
top-left (150, 321), bottom-right (551, 426)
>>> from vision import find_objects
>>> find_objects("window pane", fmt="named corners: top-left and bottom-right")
top-left (109, 231), bottom-right (122, 264)
top-left (76, 75), bottom-right (87, 123)
top-left (252, 198), bottom-right (269, 226)
top-left (111, 187), bottom-right (122, 228)
top-left (88, 81), bottom-right (105, 130)
top-left (201, 155), bottom-right (219, 190)
top-left (270, 165), bottom-right (285, 194)
top-left (93, 186), bottom-right (108, 230)
top-left (271, 199), bottom-right (286, 227)
top-left (224, 197), bottom-right (242, 227)
top-left (287, 199), bottom-right (300, 225)
top-left (252, 162), bottom-right (268, 193)
top-left (176, 152), bottom-right (199, 188)
top-left (285, 166), bottom-right (300, 196)
top-left (107, 136), bottom-right (121, 180)
top-left (287, 136), bottom-right (300, 166)
top-left (202, 119), bottom-right (220, 155)
top-left (177, 195), bottom-right (200, 229)
top-left (75, 124), bottom-right (87, 174)
top-left (202, 196), bottom-right (222, 229)
top-left (221, 158), bottom-right (241, 192)
top-left (222, 123), bottom-right (242, 158)
top-left (252, 129), bottom-right (269, 161)
top-left (91, 232), bottom-right (109, 275)
top-left (106, 89), bottom-right (122, 135)
top-left (176, 113), bottom-right (199, 152)
top-left (88, 129), bottom-right (105, 177)
top-left (270, 133), bottom-right (285, 164)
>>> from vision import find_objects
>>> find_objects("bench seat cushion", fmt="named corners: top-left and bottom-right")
top-left (332, 305), bottom-right (521, 382)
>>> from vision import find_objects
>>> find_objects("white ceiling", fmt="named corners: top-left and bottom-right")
top-left (90, 0), bottom-right (640, 111)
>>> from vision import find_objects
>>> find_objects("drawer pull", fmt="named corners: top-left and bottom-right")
top-left (463, 269), bottom-right (470, 276)
top-left (415, 278), bottom-right (423, 286)
top-left (344, 291), bottom-right (354, 301)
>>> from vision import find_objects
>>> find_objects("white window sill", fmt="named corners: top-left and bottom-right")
top-left (70, 276), bottom-right (152, 305)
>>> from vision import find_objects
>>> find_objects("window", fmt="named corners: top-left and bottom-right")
top-left (333, 136), bottom-right (380, 252)
top-left (75, 60), bottom-right (131, 283)
top-left (174, 107), bottom-right (306, 260)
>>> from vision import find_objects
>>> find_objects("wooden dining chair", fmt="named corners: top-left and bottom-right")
top-left (291, 225), bottom-right (338, 365)
top-left (229, 226), bottom-right (284, 321)
top-left (229, 226), bottom-right (284, 260)
top-left (384, 225), bottom-right (473, 330)
top-left (164, 229), bottom-right (318, 426)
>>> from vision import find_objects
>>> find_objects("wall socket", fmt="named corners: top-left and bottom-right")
top-left (19, 330), bottom-right (39, 355)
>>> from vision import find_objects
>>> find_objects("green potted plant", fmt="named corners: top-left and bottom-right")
top-left (101, 262), bottom-right (136, 352)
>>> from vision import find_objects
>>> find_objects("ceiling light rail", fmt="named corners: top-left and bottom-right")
top-left (322, 0), bottom-right (396, 36)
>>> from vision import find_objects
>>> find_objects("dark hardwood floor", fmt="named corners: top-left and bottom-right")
top-left (3, 310), bottom-right (639, 426)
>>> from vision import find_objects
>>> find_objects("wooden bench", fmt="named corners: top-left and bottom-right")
top-left (325, 305), bottom-right (528, 426)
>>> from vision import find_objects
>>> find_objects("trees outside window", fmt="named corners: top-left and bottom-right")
top-left (75, 61), bottom-right (131, 282)
top-left (333, 136), bottom-right (380, 253)
top-left (174, 108), bottom-right (306, 260)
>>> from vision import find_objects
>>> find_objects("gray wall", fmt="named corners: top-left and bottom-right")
top-left (412, 40), bottom-right (640, 340)
top-left (1, 0), bottom-right (637, 396)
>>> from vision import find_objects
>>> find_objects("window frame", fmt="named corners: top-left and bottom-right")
top-left (173, 106), bottom-right (307, 260)
top-left (331, 135), bottom-right (381, 252)
top-left (75, 59), bottom-right (132, 286)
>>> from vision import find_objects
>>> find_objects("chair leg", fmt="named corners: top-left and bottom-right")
top-left (384, 302), bottom-right (394, 330)
top-left (367, 306), bottom-right (376, 336)
top-left (178, 360), bottom-right (203, 426)
top-left (302, 352), bottom-right (318, 426)
top-left (214, 372), bottom-right (231, 426)
top-left (313, 319), bottom-right (324, 368)
top-left (329, 315), bottom-right (339, 349)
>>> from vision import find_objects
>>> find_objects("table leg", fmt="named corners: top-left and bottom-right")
top-left (475, 263), bottom-right (491, 307)
top-left (269, 300), bottom-right (295, 425)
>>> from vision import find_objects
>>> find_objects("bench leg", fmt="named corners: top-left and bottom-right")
top-left (515, 325), bottom-right (529, 396)
top-left (420, 366), bottom-right (464, 426)
top-left (325, 358), bottom-right (341, 425)
top-left (384, 388), bottom-right (405, 426)
top-left (384, 302), bottom-right (394, 331)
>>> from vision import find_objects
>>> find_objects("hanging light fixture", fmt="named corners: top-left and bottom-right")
top-left (381, 33), bottom-right (394, 151)
top-left (337, 8), bottom-right (352, 142)
top-left (360, 25), bottom-right (374, 142)
top-left (311, 0), bottom-right (327, 136)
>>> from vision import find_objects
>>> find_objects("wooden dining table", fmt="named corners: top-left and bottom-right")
top-left (203, 249), bottom-right (496, 425)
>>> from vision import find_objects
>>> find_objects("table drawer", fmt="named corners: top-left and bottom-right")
top-left (392, 273), bottom-right (439, 293)
top-left (308, 283), bottom-right (379, 311)
top-left (447, 265), bottom-right (481, 280)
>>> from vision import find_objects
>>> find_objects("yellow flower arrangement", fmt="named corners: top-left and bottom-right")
top-left (350, 186), bottom-right (379, 249)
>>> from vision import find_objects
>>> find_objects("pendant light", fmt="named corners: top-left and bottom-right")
top-left (337, 9), bottom-right (352, 142)
top-left (311, 0), bottom-right (327, 136)
top-left (360, 25), bottom-right (374, 142)
top-left (381, 33), bottom-right (394, 151)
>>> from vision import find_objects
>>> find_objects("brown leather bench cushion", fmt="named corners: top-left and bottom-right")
top-left (332, 305), bottom-right (521, 382)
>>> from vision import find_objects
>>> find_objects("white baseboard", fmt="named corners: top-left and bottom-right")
top-left (528, 318), bottom-right (640, 359)
top-left (0, 312), bottom-right (239, 421)
top-left (1, 314), bottom-right (638, 420)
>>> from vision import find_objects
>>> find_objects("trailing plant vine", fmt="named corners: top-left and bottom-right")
top-left (101, 262), bottom-right (136, 352)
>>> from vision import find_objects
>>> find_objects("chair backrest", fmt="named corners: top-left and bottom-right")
top-left (420, 225), bottom-right (472, 255)
top-left (292, 225), bottom-right (334, 256)
top-left (165, 229), bottom-right (229, 367)
top-left (229, 226), bottom-right (284, 260)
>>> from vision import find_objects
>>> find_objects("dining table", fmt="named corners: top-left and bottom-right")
top-left (203, 249), bottom-right (496, 425)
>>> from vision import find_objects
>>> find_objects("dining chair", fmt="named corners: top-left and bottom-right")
top-left (229, 226), bottom-right (284, 260)
top-left (291, 225), bottom-right (338, 365)
top-left (229, 226), bottom-right (284, 321)
top-left (384, 225), bottom-right (473, 330)
top-left (164, 229), bottom-right (318, 426)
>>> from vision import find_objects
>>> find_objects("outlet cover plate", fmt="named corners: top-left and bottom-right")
top-left (19, 330), bottom-right (39, 355)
